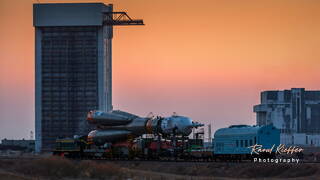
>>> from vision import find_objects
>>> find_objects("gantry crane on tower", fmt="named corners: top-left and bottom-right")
top-left (104, 11), bottom-right (144, 26)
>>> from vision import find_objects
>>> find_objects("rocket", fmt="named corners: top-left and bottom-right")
top-left (87, 110), bottom-right (203, 145)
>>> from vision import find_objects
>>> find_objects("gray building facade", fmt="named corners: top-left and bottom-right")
top-left (33, 3), bottom-right (113, 152)
top-left (254, 88), bottom-right (320, 134)
top-left (1, 139), bottom-right (35, 152)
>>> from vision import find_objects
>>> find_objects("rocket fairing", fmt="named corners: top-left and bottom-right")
top-left (87, 110), bottom-right (204, 145)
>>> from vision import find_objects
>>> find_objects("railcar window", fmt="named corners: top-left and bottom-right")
top-left (245, 140), bottom-right (248, 147)
top-left (249, 139), bottom-right (253, 146)
top-left (254, 137), bottom-right (257, 144)
top-left (216, 142), bottom-right (224, 151)
top-left (236, 140), bottom-right (239, 147)
top-left (240, 140), bottom-right (243, 147)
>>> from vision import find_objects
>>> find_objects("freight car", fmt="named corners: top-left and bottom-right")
top-left (213, 124), bottom-right (280, 160)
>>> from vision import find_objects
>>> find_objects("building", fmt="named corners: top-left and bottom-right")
top-left (254, 88), bottom-right (320, 146)
top-left (1, 139), bottom-right (35, 152)
top-left (33, 3), bottom-right (113, 152)
top-left (280, 133), bottom-right (320, 147)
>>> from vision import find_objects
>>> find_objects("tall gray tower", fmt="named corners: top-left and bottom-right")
top-left (34, 3), bottom-right (143, 153)
top-left (33, 3), bottom-right (113, 152)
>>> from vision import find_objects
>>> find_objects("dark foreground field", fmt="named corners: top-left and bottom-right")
top-left (0, 157), bottom-right (319, 180)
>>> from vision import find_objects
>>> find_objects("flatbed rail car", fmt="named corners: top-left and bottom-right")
top-left (53, 135), bottom-right (213, 160)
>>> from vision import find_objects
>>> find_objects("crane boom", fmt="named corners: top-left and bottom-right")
top-left (104, 12), bottom-right (144, 26)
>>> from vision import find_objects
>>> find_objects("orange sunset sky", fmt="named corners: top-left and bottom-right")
top-left (0, 0), bottom-right (320, 139)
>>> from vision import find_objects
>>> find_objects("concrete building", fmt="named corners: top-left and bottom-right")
top-left (254, 88), bottom-right (320, 133)
top-left (254, 88), bottom-right (320, 146)
top-left (280, 133), bottom-right (320, 147)
top-left (1, 139), bottom-right (35, 152)
top-left (33, 3), bottom-right (113, 152)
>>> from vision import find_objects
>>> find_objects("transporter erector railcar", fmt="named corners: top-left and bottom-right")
top-left (213, 124), bottom-right (280, 158)
top-left (53, 110), bottom-right (206, 159)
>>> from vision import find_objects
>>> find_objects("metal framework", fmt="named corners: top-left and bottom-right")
top-left (103, 12), bottom-right (144, 26)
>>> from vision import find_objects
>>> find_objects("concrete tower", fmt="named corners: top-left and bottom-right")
top-left (33, 3), bottom-right (113, 152)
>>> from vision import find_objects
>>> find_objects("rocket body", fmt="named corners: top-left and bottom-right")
top-left (87, 110), bottom-right (203, 145)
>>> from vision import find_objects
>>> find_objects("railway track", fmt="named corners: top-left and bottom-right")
top-left (1, 155), bottom-right (320, 164)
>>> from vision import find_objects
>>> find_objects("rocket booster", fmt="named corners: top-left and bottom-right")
top-left (87, 110), bottom-right (136, 126)
top-left (87, 110), bottom-right (203, 145)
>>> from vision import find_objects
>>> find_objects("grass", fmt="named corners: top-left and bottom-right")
top-left (1, 157), bottom-right (122, 180)
top-left (0, 157), bottom-right (319, 179)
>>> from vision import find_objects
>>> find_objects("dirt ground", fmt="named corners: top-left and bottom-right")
top-left (113, 161), bottom-right (320, 180)
top-left (0, 157), bottom-right (319, 180)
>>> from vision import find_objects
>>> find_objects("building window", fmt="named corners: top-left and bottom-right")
top-left (306, 136), bottom-right (308, 144)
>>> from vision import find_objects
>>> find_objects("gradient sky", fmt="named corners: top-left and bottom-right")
top-left (0, 0), bottom-right (319, 140)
